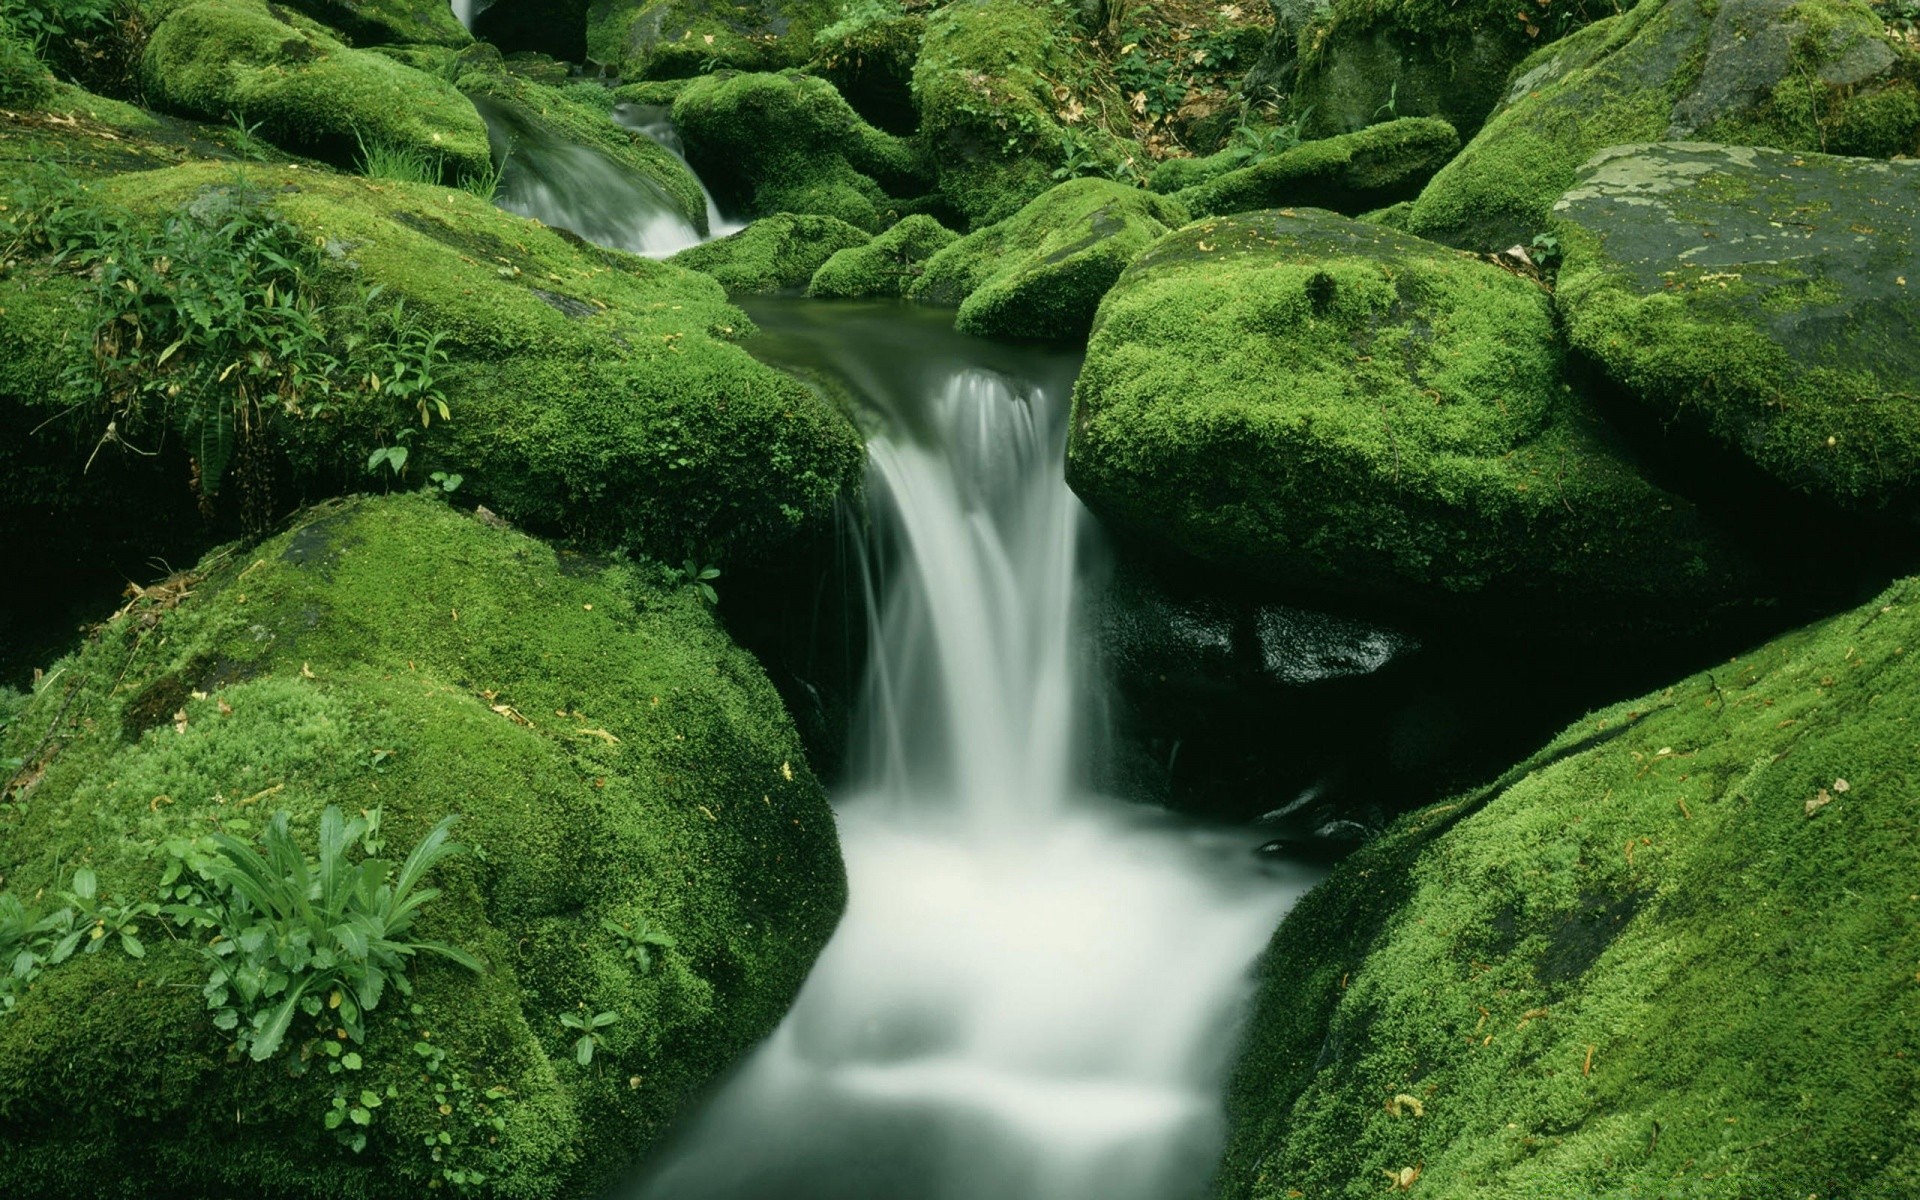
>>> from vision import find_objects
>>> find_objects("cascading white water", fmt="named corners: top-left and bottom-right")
top-left (449, 0), bottom-right (488, 32)
top-left (612, 104), bottom-right (746, 241)
top-left (623, 338), bottom-right (1324, 1200)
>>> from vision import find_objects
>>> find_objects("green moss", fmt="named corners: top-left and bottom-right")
top-left (807, 212), bottom-right (958, 298)
top-left (586, 0), bottom-right (838, 80)
top-left (1174, 117), bottom-right (1459, 218)
top-left (280, 0), bottom-right (471, 48)
top-left (458, 69), bottom-right (708, 230)
top-left (1066, 208), bottom-right (1752, 622)
top-left (1407, 0), bottom-right (1920, 252)
top-left (611, 78), bottom-right (692, 107)
top-left (0, 493), bottom-right (846, 1199)
top-left (809, 5), bottom-right (924, 134)
top-left (1553, 142), bottom-right (1920, 517)
top-left (139, 0), bottom-right (491, 180)
top-left (0, 14), bottom-right (54, 110)
top-left (907, 177), bottom-right (1188, 341)
top-left (670, 69), bottom-right (926, 230)
top-left (669, 211), bottom-right (871, 292)
top-left (1221, 576), bottom-right (1920, 1199)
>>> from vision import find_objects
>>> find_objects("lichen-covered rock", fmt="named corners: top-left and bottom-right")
top-left (140, 0), bottom-right (491, 180)
top-left (281, 0), bottom-right (470, 48)
top-left (1553, 142), bottom-right (1920, 520)
top-left (669, 211), bottom-right (871, 292)
top-left (1219, 575), bottom-right (1920, 1199)
top-left (0, 493), bottom-right (846, 1200)
top-left (911, 0), bottom-right (1131, 228)
top-left (909, 178), bottom-right (1188, 341)
top-left (1066, 207), bottom-right (1752, 621)
top-left (670, 70), bottom-right (925, 230)
top-left (1406, 0), bottom-right (1920, 251)
top-left (1173, 117), bottom-right (1459, 218)
top-left (807, 213), bottom-right (958, 298)
top-left (586, 0), bottom-right (837, 80)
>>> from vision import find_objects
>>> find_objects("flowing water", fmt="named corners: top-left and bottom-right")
top-left (614, 301), bottom-right (1324, 1200)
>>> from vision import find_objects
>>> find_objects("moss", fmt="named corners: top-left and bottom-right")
top-left (911, 0), bottom-right (1131, 228)
top-left (1553, 142), bottom-right (1920, 518)
top-left (458, 69), bottom-right (708, 230)
top-left (0, 493), bottom-right (846, 1199)
top-left (139, 0), bottom-right (491, 180)
top-left (670, 69), bottom-right (926, 231)
top-left (585, 0), bottom-right (838, 80)
top-left (1220, 575), bottom-right (1920, 1199)
top-left (1065, 207), bottom-right (1753, 624)
top-left (611, 77), bottom-right (693, 108)
top-left (27, 160), bottom-right (862, 563)
top-left (668, 211), bottom-right (871, 292)
top-left (279, 0), bottom-right (471, 48)
top-left (1407, 0), bottom-right (1920, 252)
top-left (1148, 148), bottom-right (1238, 194)
top-left (807, 212), bottom-right (958, 299)
top-left (907, 177), bottom-right (1188, 342)
top-left (1174, 117), bottom-right (1460, 218)
top-left (809, 5), bottom-right (924, 134)
top-left (0, 14), bottom-right (54, 110)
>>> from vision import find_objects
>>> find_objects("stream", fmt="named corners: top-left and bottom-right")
top-left (487, 109), bottom-right (1325, 1200)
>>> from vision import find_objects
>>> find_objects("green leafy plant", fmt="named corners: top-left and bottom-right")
top-left (227, 110), bottom-right (270, 162)
top-left (354, 128), bottom-right (441, 185)
top-left (559, 1005), bottom-right (618, 1065)
top-left (411, 1029), bottom-right (510, 1191)
top-left (1220, 106), bottom-right (1311, 171)
top-left (602, 915), bottom-right (674, 972)
top-left (667, 558), bottom-right (721, 604)
top-left (1, 867), bottom-right (152, 1014)
top-left (168, 806), bottom-right (483, 1063)
top-left (457, 155), bottom-right (504, 201)
top-left (428, 470), bottom-right (463, 493)
top-left (0, 0), bottom-right (113, 58)
top-left (1372, 80), bottom-right (1400, 122)
top-left (1529, 231), bottom-right (1563, 270)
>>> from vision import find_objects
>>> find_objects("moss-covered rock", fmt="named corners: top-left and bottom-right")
top-left (6, 160), bottom-right (863, 564)
top-left (911, 0), bottom-right (1131, 228)
top-left (139, 0), bottom-right (491, 180)
top-left (1407, 0), bottom-right (1920, 251)
top-left (1553, 141), bottom-right (1920, 520)
top-left (908, 177), bottom-right (1187, 341)
top-left (670, 69), bottom-right (925, 230)
top-left (0, 493), bottom-right (845, 1199)
top-left (586, 0), bottom-right (837, 80)
top-left (668, 211), bottom-right (871, 292)
top-left (807, 212), bottom-right (958, 298)
top-left (1219, 574), bottom-right (1920, 1199)
top-left (1066, 207), bottom-right (1752, 622)
top-left (809, 2), bottom-right (924, 134)
top-left (1173, 117), bottom-right (1459, 218)
top-left (0, 14), bottom-right (54, 110)
top-left (281, 0), bottom-right (471, 48)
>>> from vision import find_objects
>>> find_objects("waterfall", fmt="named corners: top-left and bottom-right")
top-left (612, 103), bottom-right (746, 240)
top-left (449, 0), bottom-right (489, 32)
top-left (620, 304), bottom-right (1323, 1200)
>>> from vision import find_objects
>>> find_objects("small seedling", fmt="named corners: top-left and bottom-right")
top-left (602, 916), bottom-right (675, 972)
top-left (560, 1006), bottom-right (618, 1065)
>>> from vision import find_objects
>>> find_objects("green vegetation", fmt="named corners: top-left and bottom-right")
top-left (0, 13), bottom-right (55, 108)
top-left (559, 1006), bottom-right (620, 1065)
top-left (668, 211), bottom-right (872, 292)
top-left (1220, 575), bottom-right (1920, 1198)
top-left (1067, 208), bottom-right (1753, 625)
top-left (0, 493), bottom-right (846, 1198)
top-left (1172, 116), bottom-right (1459, 218)
top-left (809, 0), bottom-right (922, 133)
top-left (911, 176), bottom-right (1188, 341)
top-left (807, 212), bottom-right (958, 298)
top-left (587, 0), bottom-right (839, 80)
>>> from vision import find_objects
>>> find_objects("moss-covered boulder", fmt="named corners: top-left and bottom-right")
top-left (1407, 0), bottom-right (1920, 251)
top-left (5, 160), bottom-right (863, 564)
top-left (140, 0), bottom-right (491, 180)
top-left (1066, 208), bottom-right (1751, 622)
top-left (1173, 117), bottom-right (1459, 218)
top-left (908, 178), bottom-right (1187, 341)
top-left (670, 70), bottom-right (924, 230)
top-left (0, 14), bottom-right (53, 110)
top-left (809, 3), bottom-right (924, 134)
top-left (807, 213), bottom-right (958, 298)
top-left (911, 0), bottom-right (1131, 228)
top-left (0, 493), bottom-right (845, 1199)
top-left (282, 0), bottom-right (470, 48)
top-left (1553, 142), bottom-right (1920, 520)
top-left (1220, 574), bottom-right (1920, 1199)
top-left (668, 211), bottom-right (870, 292)
top-left (586, 0), bottom-right (837, 80)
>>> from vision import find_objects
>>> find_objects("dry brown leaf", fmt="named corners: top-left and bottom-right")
top-left (1385, 1093), bottom-right (1425, 1118)
top-left (1806, 788), bottom-right (1833, 817)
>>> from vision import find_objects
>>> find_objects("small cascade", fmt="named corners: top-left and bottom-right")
top-left (621, 304), bottom-right (1322, 1200)
top-left (449, 0), bottom-right (489, 33)
top-left (612, 103), bottom-right (744, 239)
top-left (471, 94), bottom-right (706, 258)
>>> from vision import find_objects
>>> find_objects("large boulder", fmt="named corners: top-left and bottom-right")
top-left (1219, 574), bottom-right (1920, 1198)
top-left (670, 70), bottom-right (925, 230)
top-left (1553, 142), bottom-right (1920, 520)
top-left (281, 0), bottom-right (471, 47)
top-left (0, 494), bottom-right (845, 1199)
top-left (1066, 208), bottom-right (1753, 625)
top-left (910, 177), bottom-right (1188, 341)
top-left (807, 213), bottom-right (959, 299)
top-left (139, 0), bottom-right (491, 180)
top-left (1173, 117), bottom-right (1459, 218)
top-left (669, 211), bottom-right (871, 292)
top-left (1407, 0), bottom-right (1920, 251)
top-left (586, 0), bottom-right (837, 80)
